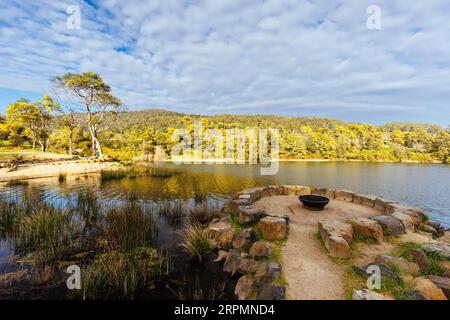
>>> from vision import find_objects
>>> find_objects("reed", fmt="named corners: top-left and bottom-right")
top-left (104, 201), bottom-right (157, 251)
top-left (0, 198), bottom-right (23, 232)
top-left (14, 204), bottom-right (82, 260)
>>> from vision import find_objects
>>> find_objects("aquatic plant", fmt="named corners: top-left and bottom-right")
top-left (14, 205), bottom-right (82, 261)
top-left (0, 199), bottom-right (23, 232)
top-left (159, 200), bottom-right (184, 224)
top-left (5, 179), bottom-right (29, 187)
top-left (81, 248), bottom-right (171, 300)
top-left (104, 201), bottom-right (157, 251)
top-left (149, 167), bottom-right (181, 178)
top-left (179, 222), bottom-right (211, 263)
top-left (75, 189), bottom-right (99, 226)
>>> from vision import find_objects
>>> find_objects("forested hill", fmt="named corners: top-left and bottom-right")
top-left (1, 107), bottom-right (449, 163)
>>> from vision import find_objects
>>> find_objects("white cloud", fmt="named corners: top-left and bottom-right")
top-left (0, 0), bottom-right (449, 125)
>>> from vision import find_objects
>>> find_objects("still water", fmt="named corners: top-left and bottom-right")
top-left (3, 161), bottom-right (450, 227)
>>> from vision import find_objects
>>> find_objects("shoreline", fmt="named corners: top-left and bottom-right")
top-left (159, 158), bottom-right (444, 164)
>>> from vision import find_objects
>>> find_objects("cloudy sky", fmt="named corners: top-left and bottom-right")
top-left (0, 0), bottom-right (449, 125)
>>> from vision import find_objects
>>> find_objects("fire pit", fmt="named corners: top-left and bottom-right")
top-left (299, 195), bottom-right (329, 211)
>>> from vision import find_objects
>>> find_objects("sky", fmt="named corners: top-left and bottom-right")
top-left (0, 0), bottom-right (449, 126)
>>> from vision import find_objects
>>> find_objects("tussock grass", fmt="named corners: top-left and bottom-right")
top-left (104, 201), bottom-right (157, 251)
top-left (14, 205), bottom-right (82, 261)
top-left (179, 222), bottom-right (211, 263)
top-left (0, 199), bottom-right (23, 232)
top-left (397, 242), bottom-right (448, 276)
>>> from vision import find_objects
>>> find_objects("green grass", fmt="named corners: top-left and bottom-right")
top-left (396, 242), bottom-right (448, 276)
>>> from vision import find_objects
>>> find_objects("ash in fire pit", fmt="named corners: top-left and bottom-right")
top-left (299, 195), bottom-right (329, 211)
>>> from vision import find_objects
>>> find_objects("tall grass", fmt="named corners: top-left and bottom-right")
top-left (0, 199), bottom-right (23, 232)
top-left (75, 189), bottom-right (99, 226)
top-left (179, 222), bottom-right (211, 263)
top-left (81, 248), bottom-right (171, 300)
top-left (104, 201), bottom-right (157, 251)
top-left (14, 205), bottom-right (82, 261)
top-left (149, 167), bottom-right (181, 178)
top-left (100, 166), bottom-right (181, 181)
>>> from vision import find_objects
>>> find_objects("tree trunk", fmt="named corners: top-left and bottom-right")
top-left (32, 131), bottom-right (37, 149)
top-left (69, 129), bottom-right (73, 157)
top-left (89, 125), bottom-right (102, 158)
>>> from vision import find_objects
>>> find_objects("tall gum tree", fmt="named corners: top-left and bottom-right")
top-left (52, 72), bottom-right (122, 157)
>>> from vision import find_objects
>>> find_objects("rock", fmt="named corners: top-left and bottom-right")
top-left (217, 229), bottom-right (236, 250)
top-left (409, 249), bottom-right (431, 273)
top-left (412, 277), bottom-right (447, 300)
top-left (404, 291), bottom-right (427, 300)
top-left (318, 220), bottom-right (353, 244)
top-left (423, 243), bottom-right (450, 259)
top-left (223, 199), bottom-right (250, 213)
top-left (214, 250), bottom-right (229, 262)
top-left (349, 217), bottom-right (383, 243)
top-left (237, 206), bottom-right (266, 224)
top-left (207, 218), bottom-right (232, 241)
top-left (385, 203), bottom-right (426, 224)
top-left (391, 211), bottom-right (416, 232)
top-left (420, 224), bottom-right (439, 237)
top-left (440, 231), bottom-right (450, 244)
top-left (268, 185), bottom-right (284, 196)
top-left (249, 241), bottom-right (272, 258)
top-left (352, 264), bottom-right (403, 283)
top-left (233, 228), bottom-right (257, 251)
top-left (327, 235), bottom-right (351, 258)
top-left (282, 185), bottom-right (311, 196)
top-left (375, 255), bottom-right (419, 274)
top-left (426, 222), bottom-right (445, 238)
top-left (352, 289), bottom-right (393, 300)
top-left (334, 190), bottom-right (355, 202)
top-left (236, 188), bottom-right (263, 202)
top-left (255, 262), bottom-right (281, 282)
top-left (235, 275), bottom-right (256, 300)
top-left (439, 261), bottom-right (450, 276)
top-left (311, 187), bottom-right (335, 199)
top-left (374, 197), bottom-right (397, 213)
top-left (426, 275), bottom-right (450, 299)
top-left (353, 194), bottom-right (377, 207)
top-left (371, 216), bottom-right (406, 236)
top-left (258, 216), bottom-right (287, 240)
top-left (223, 249), bottom-right (242, 275)
top-left (237, 258), bottom-right (262, 274)
top-left (256, 284), bottom-right (285, 300)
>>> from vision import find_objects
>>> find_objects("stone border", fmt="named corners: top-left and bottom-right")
top-left (217, 185), bottom-right (448, 300)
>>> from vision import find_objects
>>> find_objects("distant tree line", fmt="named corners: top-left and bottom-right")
top-left (0, 72), bottom-right (449, 163)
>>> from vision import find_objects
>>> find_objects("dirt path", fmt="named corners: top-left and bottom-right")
top-left (254, 196), bottom-right (382, 300)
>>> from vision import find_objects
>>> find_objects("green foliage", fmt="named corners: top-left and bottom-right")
top-left (179, 222), bottom-right (211, 263)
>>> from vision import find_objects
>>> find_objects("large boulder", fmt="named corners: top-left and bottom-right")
top-left (353, 194), bottom-right (377, 208)
top-left (249, 241), bottom-right (272, 258)
top-left (426, 275), bottom-right (450, 299)
top-left (349, 217), bottom-right (383, 243)
top-left (223, 249), bottom-right (242, 275)
top-left (385, 203), bottom-right (426, 224)
top-left (236, 188), bottom-right (264, 203)
top-left (412, 277), bottom-right (447, 300)
top-left (427, 222), bottom-right (445, 238)
top-left (311, 187), bottom-right (335, 199)
top-left (235, 274), bottom-right (256, 300)
top-left (352, 264), bottom-right (402, 283)
top-left (267, 185), bottom-right (284, 196)
top-left (374, 255), bottom-right (419, 274)
top-left (352, 289), bottom-right (393, 300)
top-left (207, 217), bottom-right (232, 241)
top-left (334, 190), bottom-right (355, 202)
top-left (374, 197), bottom-right (397, 213)
top-left (256, 284), bottom-right (286, 300)
top-left (258, 216), bottom-right (287, 240)
top-left (237, 258), bottom-right (262, 274)
top-left (255, 262), bottom-right (281, 282)
top-left (237, 206), bottom-right (266, 224)
top-left (371, 216), bottom-right (406, 236)
top-left (318, 220), bottom-right (353, 244)
top-left (422, 243), bottom-right (450, 260)
top-left (282, 185), bottom-right (311, 196)
top-left (327, 235), bottom-right (351, 258)
top-left (409, 249), bottom-right (431, 273)
top-left (391, 211), bottom-right (417, 232)
top-left (233, 228), bottom-right (257, 251)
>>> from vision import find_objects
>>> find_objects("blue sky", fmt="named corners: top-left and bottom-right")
top-left (0, 0), bottom-right (449, 126)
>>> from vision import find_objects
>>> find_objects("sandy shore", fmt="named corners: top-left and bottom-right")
top-left (0, 161), bottom-right (123, 182)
